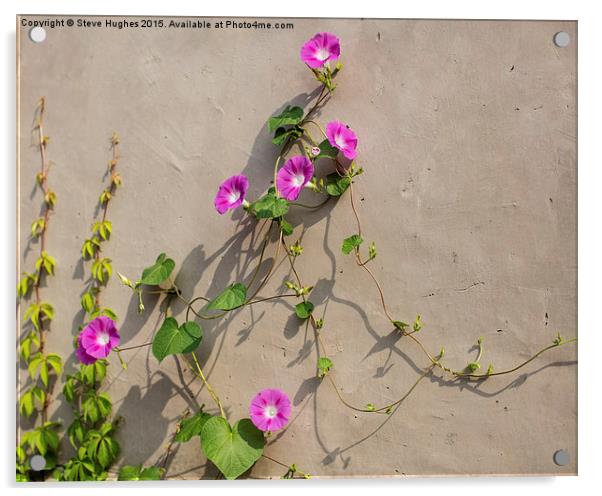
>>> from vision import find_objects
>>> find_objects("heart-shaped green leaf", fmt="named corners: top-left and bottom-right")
top-left (342, 234), bottom-right (363, 255)
top-left (325, 172), bottom-right (351, 197)
top-left (152, 318), bottom-right (203, 362)
top-left (251, 191), bottom-right (290, 219)
top-left (267, 106), bottom-right (304, 133)
top-left (206, 283), bottom-right (247, 311)
top-left (140, 253), bottom-right (175, 285)
top-left (201, 417), bottom-right (264, 480)
top-left (175, 411), bottom-right (213, 442)
top-left (295, 301), bottom-right (314, 319)
top-left (316, 139), bottom-right (339, 160)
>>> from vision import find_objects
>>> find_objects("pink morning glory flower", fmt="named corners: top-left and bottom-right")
top-left (276, 155), bottom-right (314, 201)
top-left (76, 316), bottom-right (120, 364)
top-left (214, 175), bottom-right (249, 215)
top-left (326, 120), bottom-right (358, 160)
top-left (249, 388), bottom-right (291, 432)
top-left (300, 32), bottom-right (340, 69)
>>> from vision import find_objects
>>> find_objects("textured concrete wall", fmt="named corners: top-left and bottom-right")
top-left (17, 17), bottom-right (577, 478)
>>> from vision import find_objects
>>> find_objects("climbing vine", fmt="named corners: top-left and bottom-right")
top-left (57, 134), bottom-right (124, 481)
top-left (17, 32), bottom-right (577, 481)
top-left (17, 98), bottom-right (63, 481)
top-left (114, 32), bottom-right (577, 479)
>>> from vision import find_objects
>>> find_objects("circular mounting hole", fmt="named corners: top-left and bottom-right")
top-left (29, 454), bottom-right (46, 471)
top-left (553, 31), bottom-right (570, 48)
top-left (29, 26), bottom-right (47, 43)
top-left (553, 449), bottom-right (570, 466)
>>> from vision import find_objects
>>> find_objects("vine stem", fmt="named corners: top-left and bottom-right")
top-left (326, 365), bottom-right (434, 413)
top-left (261, 454), bottom-right (310, 479)
top-left (34, 97), bottom-right (51, 424)
top-left (159, 408), bottom-right (190, 476)
top-left (346, 178), bottom-right (578, 380)
top-left (93, 133), bottom-right (120, 307)
top-left (189, 352), bottom-right (226, 419)
top-left (280, 236), bottom-right (432, 414)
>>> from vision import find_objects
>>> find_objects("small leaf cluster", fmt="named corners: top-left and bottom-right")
top-left (118, 252), bottom-right (176, 314)
top-left (268, 106), bottom-right (305, 146)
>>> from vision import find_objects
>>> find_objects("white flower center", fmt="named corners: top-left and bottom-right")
top-left (316, 48), bottom-right (330, 61)
top-left (264, 405), bottom-right (278, 418)
top-left (96, 332), bottom-right (110, 346)
top-left (335, 134), bottom-right (347, 150)
top-left (228, 191), bottom-right (240, 204)
top-left (291, 173), bottom-right (305, 187)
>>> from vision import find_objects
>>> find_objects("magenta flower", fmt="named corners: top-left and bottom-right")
top-left (276, 156), bottom-right (314, 201)
top-left (76, 316), bottom-right (120, 364)
top-left (249, 388), bottom-right (291, 432)
top-left (214, 175), bottom-right (249, 215)
top-left (300, 32), bottom-right (340, 69)
top-left (326, 121), bottom-right (358, 160)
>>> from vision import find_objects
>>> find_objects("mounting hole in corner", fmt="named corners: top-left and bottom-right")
top-left (29, 26), bottom-right (47, 43)
top-left (29, 454), bottom-right (46, 471)
top-left (553, 31), bottom-right (570, 48)
top-left (553, 449), bottom-right (570, 466)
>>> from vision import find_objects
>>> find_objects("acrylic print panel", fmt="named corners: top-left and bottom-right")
top-left (16, 16), bottom-right (577, 480)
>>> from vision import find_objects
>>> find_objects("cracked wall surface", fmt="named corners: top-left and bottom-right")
top-left (17, 17), bottom-right (577, 478)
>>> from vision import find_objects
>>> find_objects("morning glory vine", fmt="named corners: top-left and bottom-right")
top-left (114, 31), bottom-right (576, 479)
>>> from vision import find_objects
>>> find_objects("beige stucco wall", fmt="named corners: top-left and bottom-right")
top-left (17, 17), bottom-right (577, 478)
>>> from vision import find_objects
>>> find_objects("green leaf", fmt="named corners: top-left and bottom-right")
top-left (46, 353), bottom-right (62, 376)
top-left (342, 234), bottom-right (363, 255)
top-left (39, 361), bottom-right (49, 387)
top-left (325, 173), bottom-right (351, 197)
top-left (140, 253), bottom-right (176, 285)
top-left (368, 241), bottom-right (377, 260)
top-left (279, 218), bottom-right (294, 236)
top-left (413, 315), bottom-right (423, 333)
top-left (139, 466), bottom-right (164, 480)
top-left (91, 258), bottom-right (112, 284)
top-left (466, 362), bottom-right (480, 373)
top-left (201, 417), bottom-right (264, 480)
top-left (17, 273), bottom-right (35, 298)
top-left (31, 218), bottom-right (45, 237)
top-left (175, 411), bottom-right (213, 442)
top-left (19, 389), bottom-right (34, 417)
top-left (251, 191), bottom-right (289, 219)
top-left (118, 464), bottom-right (164, 481)
top-left (152, 318), bottom-right (203, 363)
top-left (28, 353), bottom-right (43, 380)
top-left (20, 332), bottom-right (39, 361)
top-left (81, 292), bottom-right (95, 313)
top-left (295, 301), bottom-right (314, 320)
top-left (87, 428), bottom-right (120, 469)
top-left (272, 126), bottom-right (303, 146)
top-left (93, 220), bottom-right (113, 241)
top-left (117, 465), bottom-right (141, 481)
top-left (67, 418), bottom-right (85, 448)
top-left (24, 303), bottom-right (41, 330)
top-left (393, 321), bottom-right (409, 332)
top-left (63, 377), bottom-right (75, 404)
top-left (316, 139), bottom-right (339, 160)
top-left (318, 357), bottom-right (333, 378)
top-left (207, 283), bottom-right (247, 311)
top-left (268, 106), bottom-right (304, 133)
